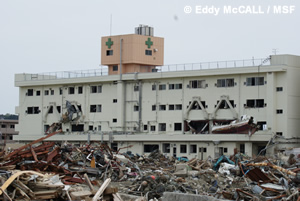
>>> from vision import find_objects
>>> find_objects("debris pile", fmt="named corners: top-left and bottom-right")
top-left (0, 131), bottom-right (300, 200)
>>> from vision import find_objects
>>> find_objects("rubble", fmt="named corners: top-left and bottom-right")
top-left (0, 131), bottom-right (300, 200)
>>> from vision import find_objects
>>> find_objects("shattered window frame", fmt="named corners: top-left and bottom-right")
top-left (144, 144), bottom-right (159, 153)
top-left (162, 143), bottom-right (170, 153)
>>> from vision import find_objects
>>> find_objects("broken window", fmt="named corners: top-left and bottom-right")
top-left (27, 89), bottom-right (34, 96)
top-left (276, 109), bottom-right (283, 114)
top-left (152, 105), bottom-right (156, 111)
top-left (90, 85), bottom-right (102, 93)
top-left (71, 124), bottom-right (84, 132)
top-left (44, 90), bottom-right (49, 96)
top-left (276, 132), bottom-right (283, 136)
top-left (190, 101), bottom-right (206, 110)
top-left (169, 83), bottom-right (182, 90)
top-left (169, 105), bottom-right (174, 110)
top-left (89, 125), bottom-right (93, 131)
top-left (276, 87), bottom-right (283, 92)
top-left (68, 87), bottom-right (75, 94)
top-left (159, 84), bottom-right (166, 90)
top-left (163, 143), bottom-right (170, 153)
top-left (189, 80), bottom-right (206, 88)
top-left (151, 125), bottom-right (156, 131)
top-left (159, 105), bottom-right (166, 111)
top-left (134, 105), bottom-right (139, 111)
top-left (159, 123), bottom-right (166, 131)
top-left (174, 123), bottom-right (182, 131)
top-left (78, 86), bottom-right (83, 94)
top-left (134, 85), bottom-right (139, 91)
top-left (27, 107), bottom-right (40, 114)
top-left (144, 144), bottom-right (159, 153)
top-left (48, 106), bottom-right (53, 114)
top-left (216, 100), bottom-right (235, 109)
top-left (90, 105), bottom-right (102, 113)
top-left (111, 143), bottom-right (118, 151)
top-left (57, 106), bottom-right (61, 113)
top-left (112, 65), bottom-right (118, 71)
top-left (152, 84), bottom-right (156, 91)
top-left (257, 121), bottom-right (267, 130)
top-left (246, 99), bottom-right (264, 108)
top-left (217, 79), bottom-right (234, 87)
top-left (106, 50), bottom-right (113, 56)
top-left (246, 77), bottom-right (264, 86)
top-left (190, 145), bottom-right (197, 153)
top-left (44, 125), bottom-right (50, 132)
top-left (36, 91), bottom-right (40, 96)
top-left (180, 145), bottom-right (187, 153)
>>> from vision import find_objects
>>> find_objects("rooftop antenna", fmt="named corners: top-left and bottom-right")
top-left (110, 14), bottom-right (112, 36)
top-left (272, 48), bottom-right (278, 55)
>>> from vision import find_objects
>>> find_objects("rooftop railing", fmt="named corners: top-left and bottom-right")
top-left (18, 58), bottom-right (270, 81)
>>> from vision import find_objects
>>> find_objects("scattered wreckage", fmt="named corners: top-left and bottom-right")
top-left (0, 131), bottom-right (299, 201)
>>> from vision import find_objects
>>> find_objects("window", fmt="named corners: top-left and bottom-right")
top-left (89, 125), bottom-right (93, 131)
top-left (113, 99), bottom-right (117, 103)
top-left (36, 91), bottom-right (40, 96)
top-left (1, 125), bottom-right (6, 128)
top-left (159, 123), bottom-right (166, 131)
top-left (144, 125), bottom-right (148, 131)
top-left (134, 105), bottom-right (139, 111)
top-left (190, 145), bottom-right (197, 153)
top-left (240, 144), bottom-right (245, 154)
top-left (78, 86), bottom-right (83, 94)
top-left (27, 89), bottom-right (33, 96)
top-left (216, 100), bottom-right (235, 109)
top-left (169, 105), bottom-right (174, 110)
top-left (217, 79), bottom-right (234, 87)
top-left (134, 85), bottom-right (139, 91)
top-left (246, 77), bottom-right (264, 86)
top-left (50, 89), bottom-right (54, 95)
top-left (199, 147), bottom-right (207, 152)
top-left (90, 85), bottom-right (102, 93)
top-left (180, 145), bottom-right (187, 153)
top-left (145, 50), bottom-right (152, 56)
top-left (189, 80), bottom-right (206, 88)
top-left (59, 88), bottom-right (63, 95)
top-left (27, 107), bottom-right (40, 114)
top-left (151, 125), bottom-right (156, 131)
top-left (169, 83), bottom-right (182, 90)
top-left (246, 99), bottom-right (265, 108)
top-left (159, 105), bottom-right (166, 111)
top-left (98, 125), bottom-right (101, 131)
top-left (163, 143), bottom-right (170, 153)
top-left (174, 123), bottom-right (182, 131)
top-left (10, 125), bottom-right (15, 129)
top-left (257, 121), bottom-right (267, 130)
top-left (68, 87), bottom-right (75, 94)
top-left (276, 87), bottom-right (283, 92)
top-left (144, 144), bottom-right (159, 153)
top-left (113, 118), bottom-right (117, 123)
top-left (276, 132), bottom-right (283, 136)
top-left (57, 106), bottom-right (61, 113)
top-left (71, 124), bottom-right (84, 132)
top-left (111, 143), bottom-right (118, 151)
top-left (190, 101), bottom-right (206, 110)
top-left (44, 90), bottom-right (49, 96)
top-left (175, 104), bottom-right (182, 110)
top-left (48, 106), bottom-right (53, 114)
top-left (106, 50), bottom-right (113, 56)
top-left (90, 105), bottom-right (102, 113)
top-left (276, 109), bottom-right (283, 114)
top-left (152, 105), bottom-right (156, 111)
top-left (152, 84), bottom-right (156, 91)
top-left (112, 65), bottom-right (118, 71)
top-left (224, 148), bottom-right (228, 153)
top-left (159, 84), bottom-right (166, 90)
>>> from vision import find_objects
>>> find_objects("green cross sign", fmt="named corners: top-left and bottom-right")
top-left (106, 38), bottom-right (113, 49)
top-left (145, 38), bottom-right (153, 48)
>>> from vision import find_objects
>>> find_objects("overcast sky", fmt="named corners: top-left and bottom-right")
top-left (0, 0), bottom-right (299, 114)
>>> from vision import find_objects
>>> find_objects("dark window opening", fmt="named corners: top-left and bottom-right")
top-left (134, 85), bottom-right (139, 91)
top-left (144, 144), bottom-right (159, 153)
top-left (59, 88), bottom-right (63, 95)
top-left (169, 83), bottom-right (182, 90)
top-left (240, 144), bottom-right (245, 154)
top-left (44, 90), bottom-right (49, 95)
top-left (152, 105), bottom-right (156, 111)
top-left (190, 80), bottom-right (206, 88)
top-left (276, 109), bottom-right (283, 114)
top-left (246, 99), bottom-right (264, 108)
top-left (190, 145), bottom-right (197, 153)
top-left (1, 125), bottom-right (6, 128)
top-left (276, 87), bottom-right (283, 92)
top-left (57, 106), bottom-right (61, 113)
top-left (113, 99), bottom-right (117, 103)
top-left (10, 125), bottom-right (15, 129)
top-left (175, 104), bottom-right (182, 110)
top-left (27, 89), bottom-right (34, 96)
top-left (276, 132), bottom-right (283, 136)
top-left (199, 147), bottom-right (207, 152)
top-left (111, 143), bottom-right (118, 151)
top-left (189, 101), bottom-right (206, 110)
top-left (216, 100), bottom-right (234, 109)
top-left (152, 84), bottom-right (156, 90)
top-left (106, 50), bottom-right (113, 56)
top-left (89, 125), bottom-right (93, 131)
top-left (36, 91), bottom-right (40, 96)
top-left (159, 105), bottom-right (166, 111)
top-left (217, 79), bottom-right (234, 87)
top-left (159, 84), bottom-right (166, 90)
top-left (90, 105), bottom-right (102, 113)
top-left (112, 65), bottom-right (118, 71)
top-left (163, 143), bottom-right (170, 153)
top-left (27, 107), bottom-right (40, 114)
top-left (151, 125), bottom-right (155, 131)
top-left (44, 125), bottom-right (50, 132)
top-left (246, 77), bottom-right (264, 86)
top-left (224, 148), bottom-right (228, 153)
top-left (78, 86), bottom-right (83, 94)
top-left (159, 123), bottom-right (166, 131)
top-left (48, 106), bottom-right (53, 114)
top-left (71, 124), bottom-right (84, 132)
top-left (257, 121), bottom-right (267, 130)
top-left (68, 87), bottom-right (75, 94)
top-left (180, 145), bottom-right (187, 153)
top-left (169, 105), bottom-right (174, 110)
top-left (113, 118), bottom-right (117, 123)
top-left (134, 105), bottom-right (139, 111)
top-left (174, 123), bottom-right (182, 131)
top-left (90, 85), bottom-right (102, 93)
top-left (184, 120), bottom-right (210, 134)
top-left (144, 125), bottom-right (148, 131)
top-left (51, 89), bottom-right (54, 95)
top-left (145, 50), bottom-right (152, 56)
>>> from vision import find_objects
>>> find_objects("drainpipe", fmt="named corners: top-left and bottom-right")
top-left (119, 38), bottom-right (126, 133)
top-left (138, 81), bottom-right (142, 132)
top-left (120, 38), bottom-right (123, 81)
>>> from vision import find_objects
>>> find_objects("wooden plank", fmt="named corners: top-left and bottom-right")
top-left (84, 173), bottom-right (95, 192)
top-left (92, 178), bottom-right (111, 201)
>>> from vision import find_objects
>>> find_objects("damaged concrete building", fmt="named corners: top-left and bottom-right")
top-left (14, 25), bottom-right (300, 159)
